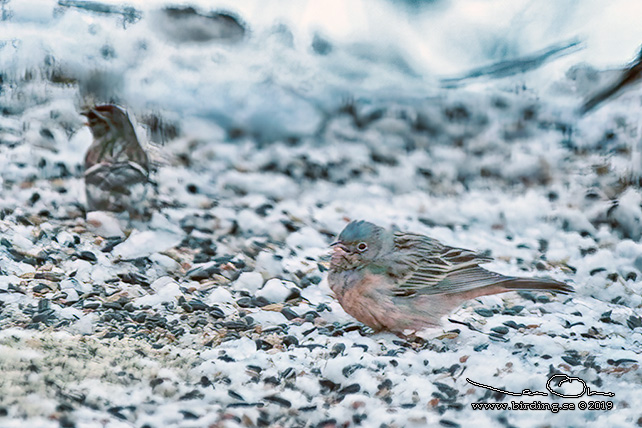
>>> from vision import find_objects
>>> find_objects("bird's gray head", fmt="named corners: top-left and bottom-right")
top-left (330, 220), bottom-right (393, 271)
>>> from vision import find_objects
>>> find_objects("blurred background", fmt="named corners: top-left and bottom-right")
top-left (2, 0), bottom-right (642, 145)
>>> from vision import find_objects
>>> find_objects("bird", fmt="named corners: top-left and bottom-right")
top-left (82, 104), bottom-right (151, 219)
top-left (580, 46), bottom-right (642, 115)
top-left (328, 220), bottom-right (573, 335)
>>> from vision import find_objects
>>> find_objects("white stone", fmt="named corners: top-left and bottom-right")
top-left (256, 278), bottom-right (297, 303)
top-left (149, 253), bottom-right (182, 273)
top-left (206, 287), bottom-right (233, 305)
top-left (0, 275), bottom-right (20, 291)
top-left (232, 272), bottom-right (264, 293)
top-left (286, 226), bottom-right (328, 250)
top-left (86, 211), bottom-right (125, 238)
top-left (113, 229), bottom-right (183, 259)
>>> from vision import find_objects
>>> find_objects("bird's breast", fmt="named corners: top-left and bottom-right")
top-left (328, 269), bottom-right (391, 298)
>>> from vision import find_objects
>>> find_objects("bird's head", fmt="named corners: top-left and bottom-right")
top-left (330, 220), bottom-right (393, 271)
top-left (81, 104), bottom-right (131, 139)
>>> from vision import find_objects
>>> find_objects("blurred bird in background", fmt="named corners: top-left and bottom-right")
top-left (328, 220), bottom-right (573, 335)
top-left (579, 46), bottom-right (642, 231)
top-left (82, 104), bottom-right (151, 219)
top-left (580, 47), bottom-right (642, 115)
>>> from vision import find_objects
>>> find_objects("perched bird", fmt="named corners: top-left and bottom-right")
top-left (82, 104), bottom-right (151, 219)
top-left (580, 47), bottom-right (642, 115)
top-left (328, 221), bottom-right (573, 335)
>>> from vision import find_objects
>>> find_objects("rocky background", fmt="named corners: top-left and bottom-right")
top-left (1, 1), bottom-right (642, 427)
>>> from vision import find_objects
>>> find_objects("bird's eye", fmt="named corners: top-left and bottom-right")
top-left (357, 242), bottom-right (368, 252)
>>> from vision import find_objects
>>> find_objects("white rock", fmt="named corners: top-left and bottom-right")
top-left (55, 230), bottom-right (75, 247)
top-left (236, 209), bottom-right (268, 235)
top-left (58, 307), bottom-right (82, 320)
top-left (0, 275), bottom-right (20, 291)
top-left (64, 288), bottom-right (79, 302)
top-left (322, 356), bottom-right (354, 383)
top-left (112, 229), bottom-right (183, 259)
top-left (149, 253), bottom-right (182, 273)
top-left (248, 310), bottom-right (288, 326)
top-left (136, 279), bottom-right (182, 307)
top-left (71, 313), bottom-right (97, 335)
top-left (256, 278), bottom-right (298, 303)
top-left (267, 222), bottom-right (289, 242)
top-left (286, 226), bottom-right (328, 250)
top-left (206, 287), bottom-right (233, 305)
top-left (149, 212), bottom-right (184, 235)
top-left (90, 265), bottom-right (113, 283)
top-left (220, 171), bottom-right (298, 200)
top-left (157, 282), bottom-right (182, 302)
top-left (86, 211), bottom-right (125, 238)
top-left (150, 276), bottom-right (178, 293)
top-left (60, 278), bottom-right (92, 295)
top-left (232, 272), bottom-right (264, 293)
top-left (11, 232), bottom-right (34, 253)
top-left (215, 337), bottom-right (258, 359)
top-left (254, 251), bottom-right (284, 278)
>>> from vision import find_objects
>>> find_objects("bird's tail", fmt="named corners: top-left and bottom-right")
top-left (499, 277), bottom-right (574, 294)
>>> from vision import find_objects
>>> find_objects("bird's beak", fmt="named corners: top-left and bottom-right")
top-left (80, 109), bottom-right (92, 126)
top-left (80, 107), bottom-right (96, 117)
top-left (330, 241), bottom-right (349, 252)
top-left (80, 108), bottom-right (108, 122)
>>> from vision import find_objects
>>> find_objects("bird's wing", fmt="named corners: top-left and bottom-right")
top-left (391, 232), bottom-right (506, 297)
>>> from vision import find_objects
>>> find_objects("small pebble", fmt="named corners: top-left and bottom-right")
top-left (330, 343), bottom-right (345, 358)
top-left (76, 251), bottom-right (97, 262)
top-left (474, 308), bottom-right (494, 317)
top-left (338, 384), bottom-right (360, 395)
top-left (282, 335), bottom-right (299, 347)
top-left (264, 395), bottom-right (292, 408)
top-left (281, 307), bottom-right (299, 320)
